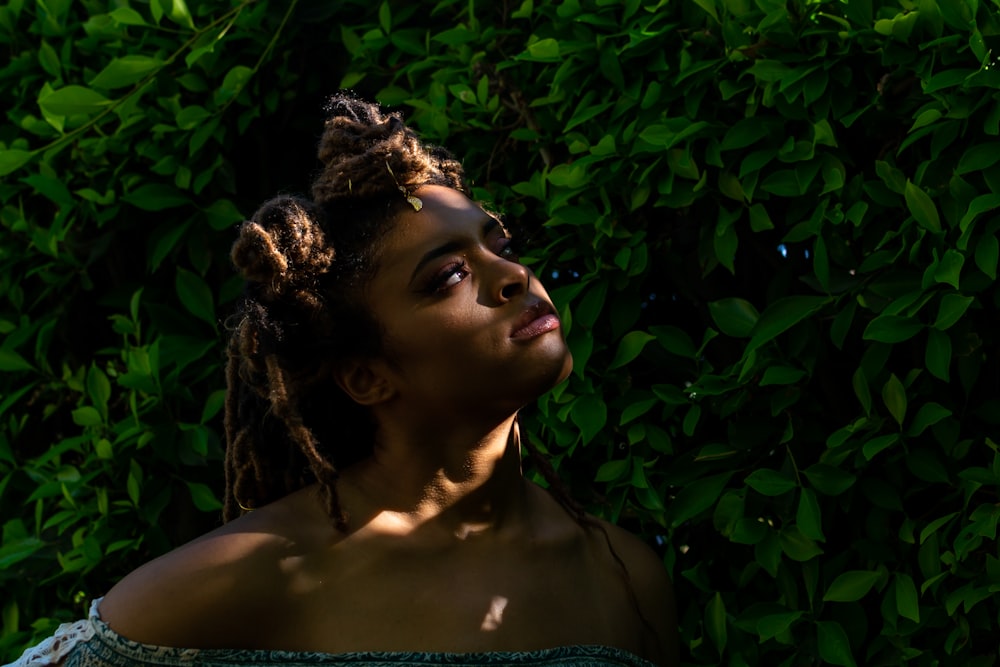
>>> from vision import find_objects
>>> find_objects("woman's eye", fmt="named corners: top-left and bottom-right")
top-left (429, 261), bottom-right (469, 293)
top-left (441, 268), bottom-right (466, 288)
top-left (497, 239), bottom-right (519, 261)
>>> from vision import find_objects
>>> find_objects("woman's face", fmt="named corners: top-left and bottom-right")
top-left (363, 185), bottom-right (572, 419)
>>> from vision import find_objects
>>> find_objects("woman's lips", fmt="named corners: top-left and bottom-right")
top-left (511, 302), bottom-right (560, 339)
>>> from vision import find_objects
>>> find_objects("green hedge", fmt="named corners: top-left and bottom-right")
top-left (1, 0), bottom-right (998, 664)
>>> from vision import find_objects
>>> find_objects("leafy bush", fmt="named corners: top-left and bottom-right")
top-left (2, 0), bottom-right (998, 665)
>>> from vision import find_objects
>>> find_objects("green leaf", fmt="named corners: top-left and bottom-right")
top-left (220, 66), bottom-right (253, 99)
top-left (432, 26), bottom-right (477, 46)
top-left (0, 538), bottom-right (45, 569)
top-left (907, 402), bottom-right (951, 437)
top-left (200, 389), bottom-right (226, 424)
top-left (38, 86), bottom-right (110, 117)
top-left (127, 461), bottom-right (142, 505)
top-left (745, 296), bottom-right (829, 356)
top-left (175, 267), bottom-right (216, 327)
top-left (692, 0), bottom-right (719, 21)
top-left (722, 118), bottom-right (769, 151)
top-left (109, 7), bottom-right (148, 25)
top-left (958, 193), bottom-right (1000, 233)
top-left (975, 234), bottom-right (998, 279)
top-left (760, 169), bottom-right (802, 196)
top-left (705, 592), bottom-right (727, 655)
top-left (881, 373), bottom-right (907, 427)
top-left (187, 482), bottom-right (222, 511)
top-left (599, 49), bottom-right (625, 90)
top-left (378, 1), bottom-right (392, 33)
top-left (595, 459), bottom-right (629, 482)
top-left (814, 235), bottom-right (830, 288)
top-left (749, 59), bottom-right (791, 82)
top-left (638, 124), bottom-right (673, 147)
top-left (824, 570), bottom-right (880, 602)
top-left (920, 512), bottom-right (959, 543)
top-left (86, 365), bottom-right (111, 416)
top-left (895, 573), bottom-right (920, 623)
top-left (779, 525), bottom-right (823, 561)
top-left (90, 56), bottom-right (162, 90)
top-left (668, 472), bottom-right (733, 527)
top-left (95, 439), bottom-right (113, 459)
top-left (745, 469), bottom-right (797, 496)
top-left (862, 314), bottom-right (923, 343)
top-left (38, 39), bottom-right (60, 77)
top-left (570, 394), bottom-right (606, 445)
top-left (149, 220), bottom-right (193, 271)
top-left (862, 433), bottom-right (899, 460)
top-left (708, 298), bottom-right (759, 337)
top-left (122, 184), bottom-right (190, 211)
top-left (0, 349), bottom-right (33, 372)
top-left (757, 611), bottom-right (803, 641)
top-left (176, 105), bottom-right (212, 130)
top-left (797, 488), bottom-right (825, 541)
top-left (852, 366), bottom-right (872, 415)
top-left (608, 331), bottom-right (655, 369)
top-left (204, 198), bottom-right (244, 230)
top-left (759, 366), bottom-right (806, 386)
top-left (749, 203), bottom-right (774, 231)
top-left (620, 398), bottom-right (658, 425)
top-left (924, 68), bottom-right (975, 94)
top-left (755, 531), bottom-right (781, 576)
top-left (933, 249), bottom-right (964, 289)
top-left (574, 281), bottom-right (606, 329)
top-left (164, 0), bottom-right (195, 29)
top-left (956, 142), bottom-right (1000, 174)
top-left (525, 38), bottom-right (560, 60)
top-left (682, 404), bottom-right (700, 436)
top-left (713, 221), bottom-right (737, 274)
top-left (904, 181), bottom-right (941, 232)
top-left (0, 149), bottom-right (32, 177)
top-left (909, 108), bottom-right (942, 132)
top-left (925, 328), bottom-right (951, 381)
top-left (651, 326), bottom-right (696, 358)
top-left (933, 293), bottom-right (974, 330)
top-left (71, 406), bottom-right (103, 427)
top-left (803, 464), bottom-right (855, 496)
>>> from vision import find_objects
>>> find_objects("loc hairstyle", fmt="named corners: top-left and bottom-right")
top-left (223, 93), bottom-right (466, 528)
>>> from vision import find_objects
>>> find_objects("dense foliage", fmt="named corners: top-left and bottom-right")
top-left (2, 0), bottom-right (998, 664)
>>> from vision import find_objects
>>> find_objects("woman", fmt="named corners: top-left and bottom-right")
top-left (11, 95), bottom-right (677, 666)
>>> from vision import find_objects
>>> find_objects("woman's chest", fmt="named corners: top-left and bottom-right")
top-left (258, 542), bottom-right (640, 654)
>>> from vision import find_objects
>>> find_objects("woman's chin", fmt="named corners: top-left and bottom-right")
top-left (555, 349), bottom-right (573, 385)
top-left (530, 347), bottom-right (574, 397)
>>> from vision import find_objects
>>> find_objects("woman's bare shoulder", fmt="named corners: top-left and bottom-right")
top-left (589, 516), bottom-right (679, 666)
top-left (99, 487), bottom-right (332, 649)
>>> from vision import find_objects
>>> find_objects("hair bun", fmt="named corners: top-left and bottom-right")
top-left (231, 196), bottom-right (333, 299)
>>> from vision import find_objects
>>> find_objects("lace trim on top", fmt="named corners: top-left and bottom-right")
top-left (7, 612), bottom-right (95, 667)
top-left (11, 599), bottom-right (656, 667)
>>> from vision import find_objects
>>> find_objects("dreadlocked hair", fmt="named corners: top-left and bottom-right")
top-left (223, 93), bottom-right (467, 529)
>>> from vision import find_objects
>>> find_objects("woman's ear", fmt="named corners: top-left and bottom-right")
top-left (335, 359), bottom-right (396, 406)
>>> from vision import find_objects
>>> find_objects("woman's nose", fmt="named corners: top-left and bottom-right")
top-left (494, 258), bottom-right (530, 303)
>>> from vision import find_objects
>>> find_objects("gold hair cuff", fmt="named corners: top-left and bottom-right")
top-left (385, 161), bottom-right (422, 211)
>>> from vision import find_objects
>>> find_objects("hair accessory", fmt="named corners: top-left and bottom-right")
top-left (385, 161), bottom-right (423, 211)
top-left (237, 499), bottom-right (255, 512)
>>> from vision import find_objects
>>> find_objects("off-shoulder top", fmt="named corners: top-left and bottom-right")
top-left (6, 600), bottom-right (655, 667)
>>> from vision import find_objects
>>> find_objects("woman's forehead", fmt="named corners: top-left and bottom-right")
top-left (387, 186), bottom-right (493, 248)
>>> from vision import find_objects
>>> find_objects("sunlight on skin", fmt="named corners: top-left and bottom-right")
top-left (480, 596), bottom-right (508, 631)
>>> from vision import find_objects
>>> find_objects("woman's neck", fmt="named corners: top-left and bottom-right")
top-left (343, 414), bottom-right (529, 539)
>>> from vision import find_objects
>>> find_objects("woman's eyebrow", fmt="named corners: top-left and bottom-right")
top-left (408, 218), bottom-right (500, 284)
